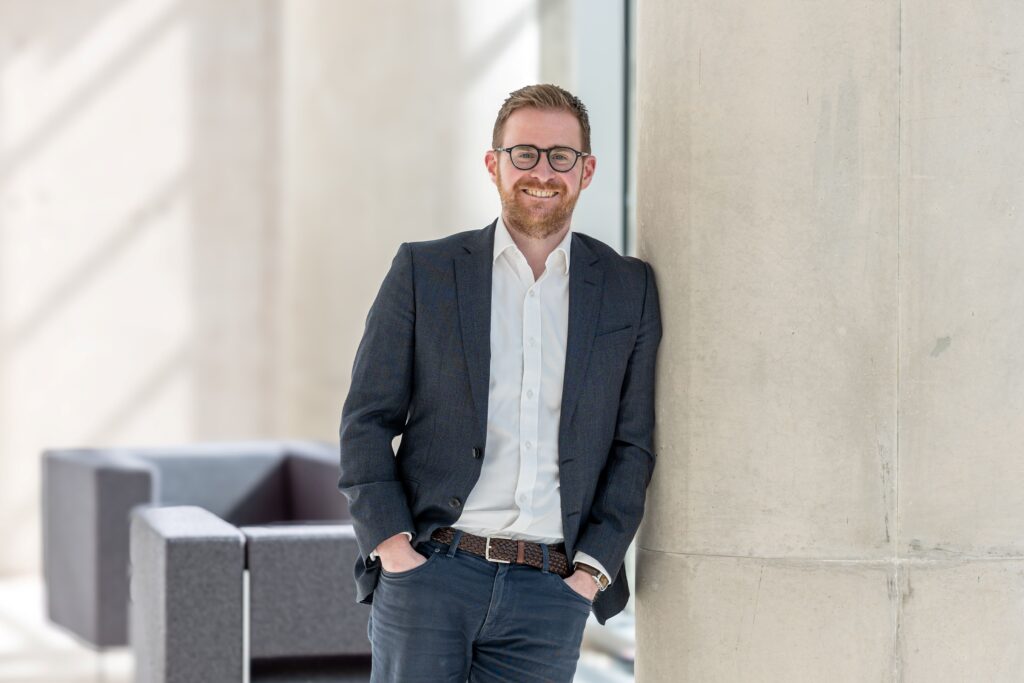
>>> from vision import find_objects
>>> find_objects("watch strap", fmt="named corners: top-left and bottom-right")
top-left (574, 561), bottom-right (610, 590)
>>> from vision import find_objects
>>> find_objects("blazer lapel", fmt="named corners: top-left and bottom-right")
top-left (559, 234), bottom-right (604, 441)
top-left (454, 221), bottom-right (496, 440)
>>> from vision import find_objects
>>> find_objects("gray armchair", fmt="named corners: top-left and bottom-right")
top-left (130, 505), bottom-right (370, 682)
top-left (40, 440), bottom-right (366, 666)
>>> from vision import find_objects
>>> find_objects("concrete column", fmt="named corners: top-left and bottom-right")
top-left (635, 1), bottom-right (1024, 681)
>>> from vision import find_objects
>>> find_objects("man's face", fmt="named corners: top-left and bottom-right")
top-left (485, 107), bottom-right (596, 239)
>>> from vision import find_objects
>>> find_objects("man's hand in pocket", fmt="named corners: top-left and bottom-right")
top-left (375, 533), bottom-right (427, 573)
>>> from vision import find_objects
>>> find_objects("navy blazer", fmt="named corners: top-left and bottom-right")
top-left (338, 220), bottom-right (662, 624)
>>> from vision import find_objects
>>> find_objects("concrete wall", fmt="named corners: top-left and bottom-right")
top-left (635, 1), bottom-right (1024, 680)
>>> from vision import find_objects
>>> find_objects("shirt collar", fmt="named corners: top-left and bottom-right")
top-left (493, 216), bottom-right (572, 276)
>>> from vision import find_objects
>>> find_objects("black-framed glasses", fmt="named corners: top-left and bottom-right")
top-left (494, 144), bottom-right (590, 173)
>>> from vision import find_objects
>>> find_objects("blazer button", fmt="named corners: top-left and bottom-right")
top-left (472, 447), bottom-right (482, 459)
top-left (448, 497), bottom-right (462, 509)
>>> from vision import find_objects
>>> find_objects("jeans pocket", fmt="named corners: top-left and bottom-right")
top-left (552, 572), bottom-right (594, 607)
top-left (380, 545), bottom-right (438, 579)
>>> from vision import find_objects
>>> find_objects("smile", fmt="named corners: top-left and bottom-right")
top-left (522, 188), bottom-right (559, 198)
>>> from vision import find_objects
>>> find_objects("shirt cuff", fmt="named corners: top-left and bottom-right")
top-left (572, 551), bottom-right (612, 587)
top-left (369, 531), bottom-right (414, 561)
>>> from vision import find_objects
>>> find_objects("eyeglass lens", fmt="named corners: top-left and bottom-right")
top-left (508, 145), bottom-right (579, 172)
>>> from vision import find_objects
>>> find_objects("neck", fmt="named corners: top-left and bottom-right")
top-left (502, 215), bottom-right (571, 281)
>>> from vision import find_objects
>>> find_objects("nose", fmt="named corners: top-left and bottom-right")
top-left (529, 152), bottom-right (560, 181)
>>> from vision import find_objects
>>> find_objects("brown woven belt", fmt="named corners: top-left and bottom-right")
top-left (430, 527), bottom-right (573, 578)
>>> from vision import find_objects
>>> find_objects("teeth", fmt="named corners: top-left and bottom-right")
top-left (524, 188), bottom-right (557, 198)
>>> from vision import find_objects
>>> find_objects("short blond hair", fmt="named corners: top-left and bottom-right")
top-left (491, 84), bottom-right (592, 154)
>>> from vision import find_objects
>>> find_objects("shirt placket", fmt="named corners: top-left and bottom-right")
top-left (510, 253), bottom-right (544, 531)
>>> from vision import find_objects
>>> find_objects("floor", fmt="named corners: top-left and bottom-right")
top-left (0, 576), bottom-right (634, 683)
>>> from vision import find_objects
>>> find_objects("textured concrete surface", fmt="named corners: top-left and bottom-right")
top-left (898, 561), bottom-right (1024, 682)
top-left (636, 0), bottom-right (900, 564)
top-left (635, 549), bottom-right (895, 682)
top-left (636, 0), bottom-right (1024, 680)
top-left (898, 0), bottom-right (1024, 560)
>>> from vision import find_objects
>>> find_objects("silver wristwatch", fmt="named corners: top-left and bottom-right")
top-left (573, 561), bottom-right (610, 591)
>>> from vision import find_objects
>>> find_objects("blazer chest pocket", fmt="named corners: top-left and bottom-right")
top-left (590, 323), bottom-right (635, 379)
top-left (593, 323), bottom-right (635, 342)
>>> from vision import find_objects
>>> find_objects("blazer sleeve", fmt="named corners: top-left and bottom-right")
top-left (338, 242), bottom-right (417, 563)
top-left (575, 259), bottom-right (663, 580)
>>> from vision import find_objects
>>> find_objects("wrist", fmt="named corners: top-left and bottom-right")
top-left (573, 561), bottom-right (610, 591)
top-left (570, 570), bottom-right (600, 599)
top-left (374, 532), bottom-right (413, 560)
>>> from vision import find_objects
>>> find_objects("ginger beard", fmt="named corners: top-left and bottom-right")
top-left (496, 164), bottom-right (582, 240)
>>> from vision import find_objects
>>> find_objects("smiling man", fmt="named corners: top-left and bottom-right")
top-left (339, 84), bottom-right (662, 682)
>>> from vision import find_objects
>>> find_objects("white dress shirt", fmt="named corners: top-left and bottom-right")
top-left (375, 216), bottom-right (609, 584)
top-left (455, 216), bottom-right (609, 581)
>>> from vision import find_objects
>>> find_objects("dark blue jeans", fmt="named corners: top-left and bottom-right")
top-left (367, 532), bottom-right (592, 682)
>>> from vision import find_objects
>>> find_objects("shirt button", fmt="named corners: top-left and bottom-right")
top-left (529, 337), bottom-right (536, 346)
top-left (526, 389), bottom-right (534, 399)
top-left (529, 290), bottom-right (536, 297)
top-left (472, 446), bottom-right (482, 459)
top-left (448, 497), bottom-right (462, 509)
top-left (525, 441), bottom-right (532, 449)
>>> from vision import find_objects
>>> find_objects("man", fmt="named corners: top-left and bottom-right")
top-left (339, 84), bottom-right (662, 682)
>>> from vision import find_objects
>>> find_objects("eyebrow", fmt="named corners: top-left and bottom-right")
top-left (505, 143), bottom-right (581, 150)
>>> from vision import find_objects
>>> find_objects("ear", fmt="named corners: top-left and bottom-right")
top-left (485, 149), bottom-right (499, 185)
top-left (579, 154), bottom-right (597, 191)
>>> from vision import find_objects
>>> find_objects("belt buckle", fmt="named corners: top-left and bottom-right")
top-left (484, 537), bottom-right (510, 564)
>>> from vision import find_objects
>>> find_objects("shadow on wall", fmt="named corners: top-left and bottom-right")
top-left (0, 0), bottom-right (279, 445)
top-left (0, 0), bottom-right (282, 577)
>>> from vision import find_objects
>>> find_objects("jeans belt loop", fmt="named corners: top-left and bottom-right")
top-left (446, 529), bottom-right (463, 558)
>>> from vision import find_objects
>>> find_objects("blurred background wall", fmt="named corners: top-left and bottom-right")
top-left (0, 0), bottom-right (283, 576)
top-left (0, 0), bottom-right (631, 577)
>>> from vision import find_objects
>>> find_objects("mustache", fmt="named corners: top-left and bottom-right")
top-left (512, 177), bottom-right (566, 193)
